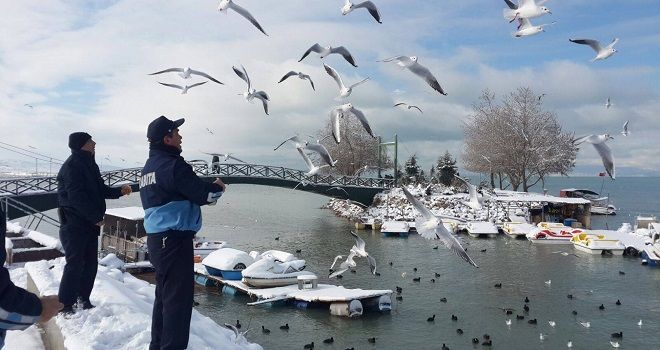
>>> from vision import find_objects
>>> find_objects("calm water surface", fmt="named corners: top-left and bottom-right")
top-left (36, 177), bottom-right (660, 349)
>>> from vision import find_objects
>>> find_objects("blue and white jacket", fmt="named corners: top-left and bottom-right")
top-left (1, 207), bottom-right (42, 348)
top-left (139, 145), bottom-right (223, 236)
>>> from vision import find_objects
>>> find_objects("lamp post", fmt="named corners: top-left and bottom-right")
top-left (378, 134), bottom-right (398, 186)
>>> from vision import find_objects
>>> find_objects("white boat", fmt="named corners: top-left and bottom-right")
top-left (570, 232), bottom-right (625, 255)
top-left (202, 248), bottom-right (254, 280)
top-left (634, 216), bottom-right (659, 237)
top-left (380, 221), bottom-right (411, 237)
top-left (465, 221), bottom-right (499, 238)
top-left (559, 188), bottom-right (616, 215)
top-left (526, 222), bottom-right (577, 244)
top-left (501, 222), bottom-right (535, 239)
top-left (193, 237), bottom-right (227, 258)
top-left (641, 229), bottom-right (660, 267)
top-left (241, 252), bottom-right (316, 288)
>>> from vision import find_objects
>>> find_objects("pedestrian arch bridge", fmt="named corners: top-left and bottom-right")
top-left (0, 162), bottom-right (394, 220)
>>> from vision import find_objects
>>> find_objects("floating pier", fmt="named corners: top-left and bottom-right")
top-left (194, 264), bottom-right (393, 317)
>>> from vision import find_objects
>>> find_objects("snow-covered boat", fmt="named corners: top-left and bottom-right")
top-left (526, 222), bottom-right (577, 244)
top-left (641, 227), bottom-right (660, 266)
top-left (380, 221), bottom-right (411, 237)
top-left (355, 215), bottom-right (382, 230)
top-left (241, 250), bottom-right (316, 288)
top-left (501, 222), bottom-right (535, 239)
top-left (465, 221), bottom-right (499, 238)
top-left (634, 216), bottom-right (659, 237)
top-left (570, 232), bottom-right (625, 255)
top-left (193, 237), bottom-right (227, 258)
top-left (202, 248), bottom-right (254, 280)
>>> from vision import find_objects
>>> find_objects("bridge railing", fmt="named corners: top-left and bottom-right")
top-left (0, 162), bottom-right (394, 196)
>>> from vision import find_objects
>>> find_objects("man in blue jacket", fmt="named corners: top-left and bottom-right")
top-left (57, 132), bottom-right (132, 313)
top-left (1, 206), bottom-right (62, 348)
top-left (140, 116), bottom-right (224, 350)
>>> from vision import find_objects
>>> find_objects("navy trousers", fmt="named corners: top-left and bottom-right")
top-left (148, 234), bottom-right (194, 350)
top-left (58, 223), bottom-right (99, 306)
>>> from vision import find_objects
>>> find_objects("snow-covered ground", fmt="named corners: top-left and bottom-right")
top-left (5, 267), bottom-right (45, 349)
top-left (13, 257), bottom-right (262, 350)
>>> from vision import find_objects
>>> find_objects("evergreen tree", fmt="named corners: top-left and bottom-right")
top-left (436, 150), bottom-right (458, 186)
top-left (404, 154), bottom-right (421, 184)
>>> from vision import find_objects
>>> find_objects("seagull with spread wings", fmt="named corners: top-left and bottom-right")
top-left (324, 64), bottom-right (369, 99)
top-left (569, 38), bottom-right (619, 62)
top-left (341, 0), bottom-right (382, 23)
top-left (217, 0), bottom-right (268, 36)
top-left (203, 152), bottom-right (247, 164)
top-left (454, 175), bottom-right (483, 211)
top-left (157, 81), bottom-right (207, 94)
top-left (394, 102), bottom-right (423, 113)
top-left (233, 65), bottom-right (270, 115)
top-left (149, 67), bottom-right (223, 84)
top-left (574, 134), bottom-right (615, 179)
top-left (381, 56), bottom-right (447, 95)
top-left (299, 43), bottom-right (358, 67)
top-left (278, 71), bottom-right (315, 91)
top-left (330, 103), bottom-right (375, 143)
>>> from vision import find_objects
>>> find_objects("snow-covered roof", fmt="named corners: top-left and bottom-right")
top-left (105, 207), bottom-right (145, 220)
top-left (493, 190), bottom-right (591, 204)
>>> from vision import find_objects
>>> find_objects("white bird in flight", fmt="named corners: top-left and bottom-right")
top-left (297, 147), bottom-right (332, 176)
top-left (606, 97), bottom-right (612, 109)
top-left (203, 152), bottom-right (247, 164)
top-left (217, 0), bottom-right (267, 36)
top-left (303, 142), bottom-right (337, 167)
top-left (574, 134), bottom-right (615, 180)
top-left (401, 187), bottom-right (478, 267)
top-left (233, 65), bottom-right (270, 115)
top-left (158, 82), bottom-right (207, 94)
top-left (569, 38), bottom-right (619, 62)
top-left (329, 231), bottom-right (377, 278)
top-left (149, 67), bottom-right (223, 84)
top-left (341, 0), bottom-right (382, 23)
top-left (330, 103), bottom-right (376, 143)
top-left (324, 64), bottom-right (369, 100)
top-left (454, 175), bottom-right (482, 211)
top-left (329, 251), bottom-right (357, 278)
top-left (278, 71), bottom-right (315, 91)
top-left (299, 43), bottom-right (358, 67)
top-left (394, 102), bottom-right (423, 113)
top-left (513, 17), bottom-right (555, 37)
top-left (621, 121), bottom-right (629, 136)
top-left (503, 0), bottom-right (552, 23)
top-left (381, 56), bottom-right (447, 95)
top-left (273, 135), bottom-right (309, 151)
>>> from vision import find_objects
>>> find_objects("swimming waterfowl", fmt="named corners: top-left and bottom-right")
top-left (451, 314), bottom-right (458, 321)
top-left (440, 297), bottom-right (447, 303)
top-left (615, 300), bottom-right (621, 305)
top-left (599, 304), bottom-right (605, 310)
top-left (280, 323), bottom-right (289, 330)
top-left (524, 297), bottom-right (530, 303)
top-left (304, 341), bottom-right (314, 349)
top-left (528, 318), bottom-right (537, 324)
top-left (262, 326), bottom-right (270, 334)
top-left (323, 337), bottom-right (334, 343)
top-left (456, 328), bottom-right (464, 334)
top-left (427, 314), bottom-right (436, 322)
top-left (235, 320), bottom-right (242, 329)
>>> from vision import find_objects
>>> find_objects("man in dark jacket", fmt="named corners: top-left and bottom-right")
top-left (56, 132), bottom-right (132, 313)
top-left (140, 116), bottom-right (224, 350)
top-left (1, 206), bottom-right (62, 348)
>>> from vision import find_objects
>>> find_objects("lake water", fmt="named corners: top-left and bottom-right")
top-left (32, 177), bottom-right (660, 349)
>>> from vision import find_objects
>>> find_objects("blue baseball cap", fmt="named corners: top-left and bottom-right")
top-left (147, 115), bottom-right (185, 142)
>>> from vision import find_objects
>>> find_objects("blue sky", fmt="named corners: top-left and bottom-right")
top-left (1, 0), bottom-right (659, 176)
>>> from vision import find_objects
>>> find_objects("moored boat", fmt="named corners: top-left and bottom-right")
top-left (502, 222), bottom-right (535, 239)
top-left (570, 232), bottom-right (625, 255)
top-left (241, 253), bottom-right (316, 288)
top-left (466, 221), bottom-right (499, 238)
top-left (526, 222), bottom-right (577, 244)
top-left (202, 248), bottom-right (254, 280)
top-left (193, 237), bottom-right (227, 258)
top-left (380, 221), bottom-right (411, 237)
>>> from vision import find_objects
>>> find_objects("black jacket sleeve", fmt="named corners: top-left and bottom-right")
top-left (1, 208), bottom-right (42, 330)
top-left (172, 159), bottom-right (223, 206)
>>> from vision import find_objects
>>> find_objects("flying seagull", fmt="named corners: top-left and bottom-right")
top-left (394, 102), bottom-right (423, 113)
top-left (401, 187), bottom-right (478, 267)
top-left (329, 232), bottom-right (376, 278)
top-left (158, 81), bottom-right (207, 94)
top-left (274, 135), bottom-right (309, 151)
top-left (217, 0), bottom-right (268, 36)
top-left (381, 56), bottom-right (447, 95)
top-left (324, 64), bottom-right (369, 99)
top-left (278, 71), bottom-right (315, 90)
top-left (330, 103), bottom-right (376, 143)
top-left (24, 104), bottom-right (33, 109)
top-left (538, 93), bottom-right (546, 102)
top-left (574, 134), bottom-right (615, 179)
top-left (203, 152), bottom-right (247, 164)
top-left (299, 43), bottom-right (358, 67)
top-left (297, 147), bottom-right (332, 176)
top-left (206, 128), bottom-right (215, 135)
top-left (149, 67), bottom-right (223, 84)
top-left (303, 142), bottom-right (338, 167)
top-left (503, 0), bottom-right (552, 23)
top-left (341, 0), bottom-right (382, 23)
top-left (329, 251), bottom-right (357, 278)
top-left (605, 97), bottom-right (612, 109)
top-left (621, 121), bottom-right (629, 136)
top-left (233, 65), bottom-right (270, 115)
top-left (569, 38), bottom-right (619, 62)
top-left (513, 17), bottom-right (555, 37)
top-left (454, 175), bottom-right (483, 211)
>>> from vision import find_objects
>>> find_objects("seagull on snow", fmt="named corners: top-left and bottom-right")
top-left (233, 65), bottom-right (270, 115)
top-left (341, 0), bottom-right (382, 23)
top-left (158, 81), bottom-right (207, 94)
top-left (503, 0), bottom-right (552, 23)
top-left (324, 64), bottom-right (369, 99)
top-left (381, 56), bottom-right (447, 95)
top-left (574, 134), bottom-right (615, 180)
top-left (402, 187), bottom-right (478, 267)
top-left (299, 43), bottom-right (358, 67)
top-left (278, 71), bottom-right (315, 91)
top-left (513, 17), bottom-right (555, 37)
top-left (569, 38), bottom-right (619, 62)
top-left (149, 67), bottom-right (223, 84)
top-left (330, 103), bottom-right (375, 143)
top-left (217, 0), bottom-right (267, 36)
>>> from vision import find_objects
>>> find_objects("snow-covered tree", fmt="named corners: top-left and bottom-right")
top-left (436, 150), bottom-right (458, 186)
top-left (462, 88), bottom-right (577, 191)
top-left (403, 154), bottom-right (421, 184)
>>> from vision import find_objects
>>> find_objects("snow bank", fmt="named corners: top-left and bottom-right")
top-left (25, 258), bottom-right (262, 350)
top-left (5, 267), bottom-right (45, 349)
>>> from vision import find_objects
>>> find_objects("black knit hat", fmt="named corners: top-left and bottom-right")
top-left (68, 132), bottom-right (92, 150)
top-left (147, 116), bottom-right (185, 143)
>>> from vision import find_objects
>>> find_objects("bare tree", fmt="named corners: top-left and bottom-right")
top-left (462, 88), bottom-right (577, 191)
top-left (316, 114), bottom-right (391, 176)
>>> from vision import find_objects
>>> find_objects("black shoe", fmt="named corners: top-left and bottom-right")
top-left (60, 305), bottom-right (75, 315)
top-left (81, 300), bottom-right (96, 310)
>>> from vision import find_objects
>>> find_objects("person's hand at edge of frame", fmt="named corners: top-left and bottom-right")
top-left (121, 184), bottom-right (132, 196)
top-left (39, 295), bottom-right (63, 323)
top-left (213, 178), bottom-right (226, 192)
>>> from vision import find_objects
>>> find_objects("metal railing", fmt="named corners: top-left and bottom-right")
top-left (0, 196), bottom-right (60, 230)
